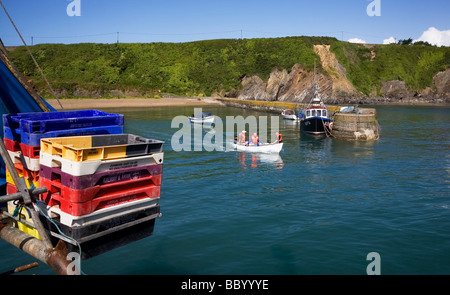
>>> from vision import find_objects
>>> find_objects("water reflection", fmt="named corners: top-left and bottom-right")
top-left (299, 135), bottom-right (333, 167)
top-left (238, 152), bottom-right (284, 170)
top-left (330, 139), bottom-right (377, 161)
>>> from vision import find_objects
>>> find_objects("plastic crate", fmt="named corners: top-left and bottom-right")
top-left (44, 197), bottom-right (160, 227)
top-left (5, 138), bottom-right (40, 160)
top-left (40, 182), bottom-right (161, 216)
top-left (3, 138), bottom-right (21, 152)
top-left (39, 152), bottom-right (164, 176)
top-left (4, 125), bottom-right (124, 146)
top-left (39, 163), bottom-right (162, 190)
top-left (7, 163), bottom-right (40, 182)
top-left (40, 134), bottom-right (164, 162)
top-left (6, 169), bottom-right (39, 189)
top-left (3, 110), bottom-right (123, 133)
top-left (6, 200), bottom-right (41, 240)
top-left (40, 175), bottom-right (160, 203)
top-left (7, 150), bottom-right (40, 171)
top-left (41, 204), bottom-right (160, 260)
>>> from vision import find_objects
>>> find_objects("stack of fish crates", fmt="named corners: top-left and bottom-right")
top-left (2, 110), bottom-right (124, 240)
top-left (2, 110), bottom-right (164, 259)
top-left (38, 134), bottom-right (164, 259)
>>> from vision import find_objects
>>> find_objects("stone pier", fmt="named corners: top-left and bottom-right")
top-left (331, 108), bottom-right (380, 141)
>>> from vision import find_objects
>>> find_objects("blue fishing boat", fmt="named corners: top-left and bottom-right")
top-left (0, 39), bottom-right (55, 194)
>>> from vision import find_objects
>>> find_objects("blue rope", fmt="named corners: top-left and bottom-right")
top-left (34, 200), bottom-right (86, 275)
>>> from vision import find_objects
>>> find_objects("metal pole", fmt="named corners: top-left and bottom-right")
top-left (0, 262), bottom-right (39, 275)
top-left (0, 223), bottom-right (72, 275)
top-left (0, 187), bottom-right (47, 203)
top-left (0, 139), bottom-right (53, 249)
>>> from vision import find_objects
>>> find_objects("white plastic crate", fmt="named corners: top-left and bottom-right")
top-left (7, 150), bottom-right (40, 171)
top-left (39, 151), bottom-right (164, 176)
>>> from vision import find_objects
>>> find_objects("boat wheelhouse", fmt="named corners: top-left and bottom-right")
top-left (299, 84), bottom-right (332, 135)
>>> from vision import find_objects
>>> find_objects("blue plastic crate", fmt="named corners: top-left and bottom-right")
top-left (4, 125), bottom-right (124, 146)
top-left (3, 110), bottom-right (123, 133)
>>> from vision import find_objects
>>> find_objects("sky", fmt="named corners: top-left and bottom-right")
top-left (0, 0), bottom-right (449, 46)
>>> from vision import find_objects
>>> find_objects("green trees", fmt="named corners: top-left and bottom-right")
top-left (330, 41), bottom-right (449, 95)
top-left (7, 37), bottom-right (450, 99)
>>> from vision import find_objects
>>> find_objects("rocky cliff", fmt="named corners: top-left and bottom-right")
top-left (229, 45), bottom-right (450, 104)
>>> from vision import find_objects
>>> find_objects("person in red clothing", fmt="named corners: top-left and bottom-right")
top-left (249, 133), bottom-right (263, 146)
top-left (272, 132), bottom-right (283, 143)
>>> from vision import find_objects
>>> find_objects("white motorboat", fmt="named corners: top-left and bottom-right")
top-left (189, 112), bottom-right (215, 124)
top-left (281, 109), bottom-right (298, 120)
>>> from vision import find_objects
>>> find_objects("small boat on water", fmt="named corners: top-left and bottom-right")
top-left (189, 111), bottom-right (215, 124)
top-left (281, 109), bottom-right (298, 120)
top-left (233, 142), bottom-right (283, 153)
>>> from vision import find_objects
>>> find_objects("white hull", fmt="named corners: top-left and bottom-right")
top-left (189, 116), bottom-right (215, 124)
top-left (281, 114), bottom-right (297, 120)
top-left (233, 142), bottom-right (283, 153)
top-left (281, 109), bottom-right (298, 120)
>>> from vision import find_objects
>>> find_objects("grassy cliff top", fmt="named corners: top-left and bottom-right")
top-left (7, 36), bottom-right (450, 98)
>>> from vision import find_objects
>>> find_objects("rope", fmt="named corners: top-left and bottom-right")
top-left (12, 200), bottom-right (28, 222)
top-left (0, 0), bottom-right (64, 110)
top-left (320, 116), bottom-right (335, 138)
top-left (10, 183), bottom-right (86, 274)
top-left (34, 200), bottom-right (86, 275)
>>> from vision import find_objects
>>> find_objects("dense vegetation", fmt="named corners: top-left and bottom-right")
top-left (331, 41), bottom-right (450, 95)
top-left (7, 36), bottom-right (450, 98)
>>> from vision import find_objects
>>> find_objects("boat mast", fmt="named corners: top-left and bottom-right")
top-left (312, 59), bottom-right (320, 103)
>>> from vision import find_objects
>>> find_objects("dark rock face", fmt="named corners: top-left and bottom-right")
top-left (380, 80), bottom-right (411, 100)
top-left (231, 66), bottom-right (450, 105)
top-left (433, 68), bottom-right (450, 102)
top-left (229, 43), bottom-right (449, 105)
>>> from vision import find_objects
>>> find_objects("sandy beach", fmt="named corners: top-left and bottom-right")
top-left (46, 97), bottom-right (225, 110)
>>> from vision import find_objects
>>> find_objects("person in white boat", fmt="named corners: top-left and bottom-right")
top-left (249, 133), bottom-right (263, 146)
top-left (238, 130), bottom-right (247, 144)
top-left (272, 132), bottom-right (283, 143)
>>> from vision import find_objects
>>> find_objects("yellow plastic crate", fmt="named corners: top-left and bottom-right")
top-left (6, 169), bottom-right (39, 188)
top-left (40, 134), bottom-right (163, 162)
top-left (7, 202), bottom-right (41, 240)
top-left (40, 135), bottom-right (126, 162)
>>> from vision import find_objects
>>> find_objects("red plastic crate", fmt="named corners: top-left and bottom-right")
top-left (19, 143), bottom-right (40, 159)
top-left (40, 183), bottom-right (160, 216)
top-left (6, 183), bottom-right (16, 195)
top-left (3, 138), bottom-right (40, 159)
top-left (7, 163), bottom-right (40, 182)
top-left (4, 138), bottom-right (21, 152)
top-left (39, 175), bottom-right (161, 203)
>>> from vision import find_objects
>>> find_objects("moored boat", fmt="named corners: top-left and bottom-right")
top-left (281, 109), bottom-right (298, 120)
top-left (299, 95), bottom-right (332, 135)
top-left (299, 62), bottom-right (332, 135)
top-left (189, 111), bottom-right (215, 124)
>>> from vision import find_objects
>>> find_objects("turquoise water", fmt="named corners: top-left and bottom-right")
top-left (0, 105), bottom-right (449, 275)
